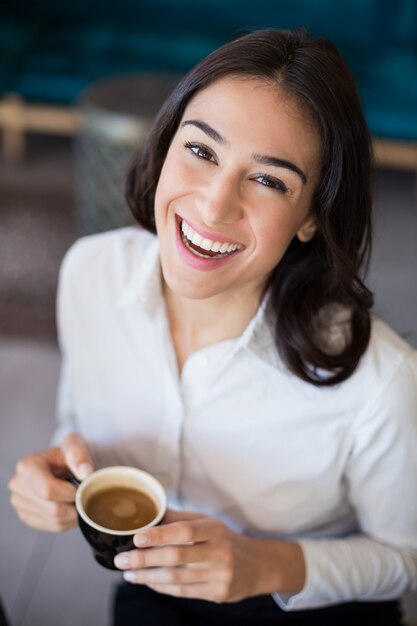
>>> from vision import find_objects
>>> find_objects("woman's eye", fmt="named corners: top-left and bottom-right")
top-left (184, 141), bottom-right (216, 163)
top-left (254, 174), bottom-right (288, 194)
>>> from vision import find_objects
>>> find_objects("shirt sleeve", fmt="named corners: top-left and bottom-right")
top-left (273, 351), bottom-right (417, 610)
top-left (50, 352), bottom-right (78, 445)
top-left (50, 239), bottom-right (123, 468)
top-left (50, 243), bottom-right (80, 446)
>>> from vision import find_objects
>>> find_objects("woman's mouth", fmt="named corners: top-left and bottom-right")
top-left (179, 219), bottom-right (243, 259)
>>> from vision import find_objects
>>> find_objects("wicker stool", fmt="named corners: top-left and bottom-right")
top-left (75, 73), bottom-right (182, 234)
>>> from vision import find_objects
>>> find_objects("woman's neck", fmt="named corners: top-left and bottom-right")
top-left (163, 282), bottom-right (263, 373)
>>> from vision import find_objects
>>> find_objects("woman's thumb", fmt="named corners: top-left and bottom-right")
top-left (60, 433), bottom-right (94, 480)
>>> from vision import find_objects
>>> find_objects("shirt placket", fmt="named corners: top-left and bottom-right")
top-left (151, 310), bottom-right (185, 504)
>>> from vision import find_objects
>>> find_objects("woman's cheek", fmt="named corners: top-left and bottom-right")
top-left (255, 213), bottom-right (296, 257)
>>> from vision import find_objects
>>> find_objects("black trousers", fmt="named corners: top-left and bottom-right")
top-left (113, 582), bottom-right (404, 626)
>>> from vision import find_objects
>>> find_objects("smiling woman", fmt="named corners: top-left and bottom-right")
top-left (127, 30), bottom-right (373, 385)
top-left (9, 28), bottom-right (417, 626)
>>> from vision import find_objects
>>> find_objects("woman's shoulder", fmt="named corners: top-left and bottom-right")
top-left (57, 226), bottom-right (158, 313)
top-left (365, 317), bottom-right (416, 375)
top-left (60, 226), bottom-right (155, 274)
top-left (289, 314), bottom-right (416, 410)
top-left (348, 316), bottom-right (417, 416)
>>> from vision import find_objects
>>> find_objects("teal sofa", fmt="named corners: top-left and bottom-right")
top-left (1, 0), bottom-right (416, 143)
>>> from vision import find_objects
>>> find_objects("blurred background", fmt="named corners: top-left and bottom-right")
top-left (0, 1), bottom-right (416, 624)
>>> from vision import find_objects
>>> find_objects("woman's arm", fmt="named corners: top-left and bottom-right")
top-left (113, 509), bottom-right (417, 607)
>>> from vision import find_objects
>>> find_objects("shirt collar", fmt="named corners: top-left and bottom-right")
top-left (230, 292), bottom-right (270, 354)
top-left (232, 291), bottom-right (282, 369)
top-left (204, 290), bottom-right (280, 370)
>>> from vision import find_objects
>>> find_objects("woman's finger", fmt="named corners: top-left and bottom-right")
top-left (115, 541), bottom-right (216, 571)
top-left (60, 433), bottom-right (94, 481)
top-left (14, 506), bottom-right (77, 532)
top-left (11, 450), bottom-right (77, 502)
top-left (123, 563), bottom-right (212, 585)
top-left (10, 491), bottom-right (76, 524)
top-left (133, 516), bottom-right (225, 549)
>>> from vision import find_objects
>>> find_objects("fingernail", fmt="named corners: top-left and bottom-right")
top-left (134, 533), bottom-right (148, 546)
top-left (114, 553), bottom-right (130, 569)
top-left (123, 571), bottom-right (136, 582)
top-left (78, 463), bottom-right (93, 480)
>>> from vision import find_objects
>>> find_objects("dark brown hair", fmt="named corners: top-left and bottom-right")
top-left (126, 28), bottom-right (374, 386)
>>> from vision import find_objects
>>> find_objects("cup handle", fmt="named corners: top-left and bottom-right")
top-left (66, 474), bottom-right (81, 488)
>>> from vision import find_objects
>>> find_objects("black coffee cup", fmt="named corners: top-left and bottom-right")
top-left (70, 466), bottom-right (167, 570)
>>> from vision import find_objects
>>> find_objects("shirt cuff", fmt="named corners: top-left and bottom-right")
top-left (270, 540), bottom-right (317, 611)
top-left (271, 538), bottom-right (351, 611)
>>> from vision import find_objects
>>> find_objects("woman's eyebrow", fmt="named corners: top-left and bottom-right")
top-left (181, 119), bottom-right (307, 184)
top-left (181, 119), bottom-right (226, 144)
top-left (252, 154), bottom-right (307, 185)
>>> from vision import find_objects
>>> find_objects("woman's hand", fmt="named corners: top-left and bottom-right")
top-left (8, 432), bottom-right (94, 532)
top-left (114, 509), bottom-right (305, 603)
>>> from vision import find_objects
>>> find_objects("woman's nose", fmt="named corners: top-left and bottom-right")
top-left (196, 172), bottom-right (243, 227)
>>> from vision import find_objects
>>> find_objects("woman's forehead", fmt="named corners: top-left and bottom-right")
top-left (183, 76), bottom-right (318, 141)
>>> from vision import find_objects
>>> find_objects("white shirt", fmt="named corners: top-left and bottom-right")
top-left (54, 226), bottom-right (417, 611)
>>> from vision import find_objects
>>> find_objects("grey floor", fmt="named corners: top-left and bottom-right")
top-left (0, 136), bottom-right (416, 625)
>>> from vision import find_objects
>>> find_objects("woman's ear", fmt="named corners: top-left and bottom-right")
top-left (296, 217), bottom-right (317, 242)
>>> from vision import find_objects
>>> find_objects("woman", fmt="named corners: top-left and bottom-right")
top-left (9, 28), bottom-right (417, 625)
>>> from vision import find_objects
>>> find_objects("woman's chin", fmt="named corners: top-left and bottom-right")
top-left (163, 275), bottom-right (219, 301)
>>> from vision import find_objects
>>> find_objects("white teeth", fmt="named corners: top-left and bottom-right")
top-left (179, 220), bottom-right (242, 255)
top-left (191, 231), bottom-right (203, 247)
top-left (200, 238), bottom-right (213, 251)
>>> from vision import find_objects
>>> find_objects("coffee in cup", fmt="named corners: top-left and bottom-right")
top-left (72, 466), bottom-right (167, 569)
top-left (85, 485), bottom-right (158, 531)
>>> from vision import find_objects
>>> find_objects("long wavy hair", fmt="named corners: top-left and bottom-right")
top-left (125, 28), bottom-right (374, 386)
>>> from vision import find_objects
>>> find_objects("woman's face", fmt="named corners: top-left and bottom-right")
top-left (154, 76), bottom-right (321, 301)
